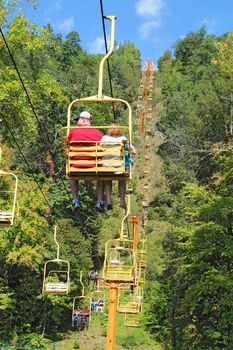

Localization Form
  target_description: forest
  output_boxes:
[0,1,233,349]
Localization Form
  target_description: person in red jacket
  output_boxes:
[68,111,104,212]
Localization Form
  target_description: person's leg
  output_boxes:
[96,181,104,201]
[77,315,81,330]
[118,180,126,208]
[70,180,80,208]
[91,279,95,291]
[71,180,79,200]
[104,181,112,206]
[95,181,104,212]
[93,278,97,290]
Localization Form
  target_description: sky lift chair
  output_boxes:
[117,285,141,314]
[90,289,106,313]
[72,271,92,324]
[137,267,146,285]
[62,16,133,182]
[138,239,147,256]
[124,314,141,327]
[137,239,147,269]
[103,219,137,284]
[42,226,70,295]
[0,169,18,227]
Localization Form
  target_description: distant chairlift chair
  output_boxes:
[42,226,70,295]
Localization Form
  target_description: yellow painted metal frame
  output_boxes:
[117,290,140,314]
[42,262,70,295]
[103,238,137,283]
[63,16,133,182]
[137,234,147,270]
[137,267,146,285]
[137,239,147,256]
[72,296,92,320]
[124,314,141,327]
[90,289,106,312]
[42,226,70,295]
[117,282,143,314]
[64,126,132,181]
[72,271,92,321]
[120,194,131,239]
[64,100,132,181]
[0,170,18,226]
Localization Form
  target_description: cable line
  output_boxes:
[99,0,116,121]
[0,27,72,202]
[1,113,53,211]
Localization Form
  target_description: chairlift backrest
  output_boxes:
[0,170,18,226]
[42,259,70,295]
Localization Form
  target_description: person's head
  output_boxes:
[76,111,92,126]
[106,122,122,137]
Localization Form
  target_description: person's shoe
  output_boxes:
[107,203,113,210]
[119,202,126,209]
[73,199,80,210]
[95,201,104,212]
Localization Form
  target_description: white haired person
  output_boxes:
[100,123,136,209]
[67,111,104,212]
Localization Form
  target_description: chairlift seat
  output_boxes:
[67,142,131,181]
[125,318,141,327]
[110,259,120,265]
[118,302,140,314]
[0,211,13,225]
[0,171,18,226]
[42,260,70,295]
[105,266,135,282]
[44,282,69,294]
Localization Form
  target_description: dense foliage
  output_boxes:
[146,28,233,350]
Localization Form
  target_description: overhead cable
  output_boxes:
[0,27,72,201]
[1,113,53,211]
[99,0,116,120]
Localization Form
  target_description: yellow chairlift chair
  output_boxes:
[90,289,105,313]
[42,226,70,295]
[117,285,141,314]
[102,195,137,283]
[72,271,92,327]
[0,149,18,226]
[137,239,147,269]
[137,267,146,285]
[62,16,133,182]
[124,313,141,327]
[103,241,136,283]
[138,239,147,256]
[138,257,147,270]
[123,286,143,327]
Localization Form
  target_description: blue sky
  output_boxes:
[21,0,233,67]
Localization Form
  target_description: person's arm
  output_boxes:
[129,144,137,155]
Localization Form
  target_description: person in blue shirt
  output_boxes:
[91,299,97,313]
